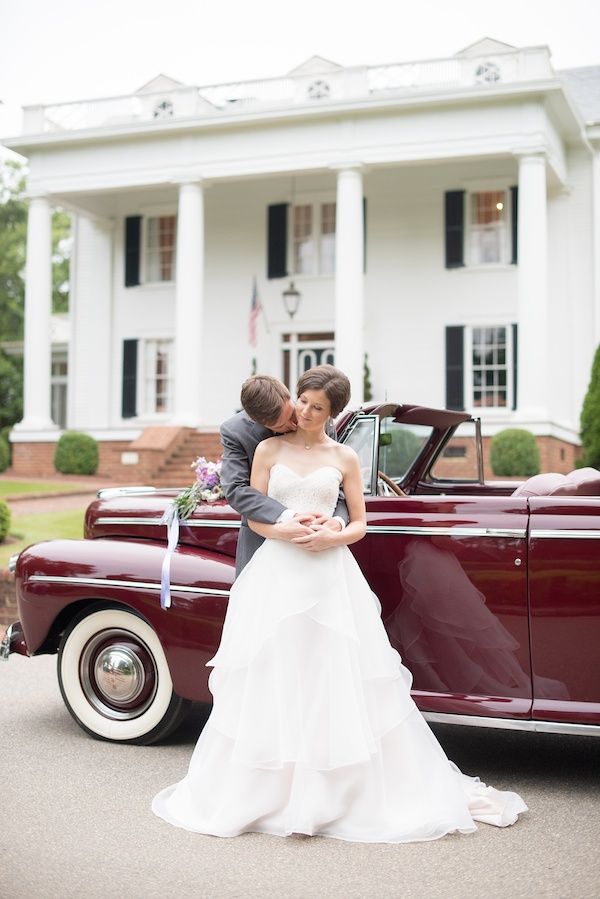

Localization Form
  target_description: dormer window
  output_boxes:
[153,99,174,119]
[474,62,501,84]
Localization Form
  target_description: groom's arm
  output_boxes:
[326,418,349,527]
[220,422,288,524]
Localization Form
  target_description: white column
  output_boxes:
[14,194,56,431]
[516,153,549,421]
[592,148,600,345]
[173,180,204,425]
[334,166,364,405]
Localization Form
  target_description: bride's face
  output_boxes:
[295,388,331,433]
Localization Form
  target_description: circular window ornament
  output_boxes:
[307,80,331,100]
[475,62,501,84]
[153,99,175,119]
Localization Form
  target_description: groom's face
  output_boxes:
[267,399,297,433]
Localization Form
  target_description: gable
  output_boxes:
[135,74,184,94]
[456,38,517,58]
[287,55,342,76]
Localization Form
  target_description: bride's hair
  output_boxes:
[296,365,351,418]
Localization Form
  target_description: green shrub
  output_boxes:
[490,428,540,477]
[54,431,99,475]
[0,437,9,473]
[580,344,600,468]
[0,499,10,542]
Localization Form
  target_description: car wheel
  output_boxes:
[57,605,190,744]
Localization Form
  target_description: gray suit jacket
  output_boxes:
[220,411,348,576]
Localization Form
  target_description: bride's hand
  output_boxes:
[273,518,314,541]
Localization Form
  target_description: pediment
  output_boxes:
[287,55,342,76]
[456,38,517,58]
[135,74,184,94]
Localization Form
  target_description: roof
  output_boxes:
[559,66,600,124]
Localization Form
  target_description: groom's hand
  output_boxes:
[310,515,343,531]
[292,524,341,551]
[273,516,314,541]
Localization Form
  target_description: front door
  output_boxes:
[282,332,335,389]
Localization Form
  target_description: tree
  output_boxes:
[0,159,71,342]
[0,160,27,341]
[580,344,600,468]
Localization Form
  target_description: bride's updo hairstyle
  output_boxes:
[296,365,351,418]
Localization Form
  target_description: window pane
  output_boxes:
[293,205,314,274]
[144,339,173,413]
[469,191,506,264]
[471,326,509,409]
[146,215,176,282]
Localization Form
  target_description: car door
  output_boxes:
[343,413,532,721]
[528,497,600,726]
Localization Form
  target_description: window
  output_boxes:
[468,190,508,265]
[143,339,173,414]
[145,215,176,282]
[469,326,511,409]
[445,324,517,412]
[378,421,432,482]
[282,332,335,390]
[292,202,336,276]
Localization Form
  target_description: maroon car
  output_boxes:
[3,403,600,744]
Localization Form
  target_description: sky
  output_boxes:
[1,0,599,142]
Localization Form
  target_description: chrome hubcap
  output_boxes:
[79,628,158,720]
[94,646,144,703]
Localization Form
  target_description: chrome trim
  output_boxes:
[0,624,14,661]
[531,529,600,540]
[366,525,526,538]
[97,486,160,500]
[8,553,19,574]
[28,575,230,597]
[96,516,241,529]
[423,711,600,737]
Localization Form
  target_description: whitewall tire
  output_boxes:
[57,605,189,744]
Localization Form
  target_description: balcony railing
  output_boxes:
[21,47,553,135]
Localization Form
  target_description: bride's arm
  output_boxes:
[247,443,314,541]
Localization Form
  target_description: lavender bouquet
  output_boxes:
[171,456,225,520]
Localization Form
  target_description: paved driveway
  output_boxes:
[1,653,599,899]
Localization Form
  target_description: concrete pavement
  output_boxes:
[1,654,599,899]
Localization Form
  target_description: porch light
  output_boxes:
[282,280,301,319]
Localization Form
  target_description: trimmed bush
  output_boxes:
[580,344,600,468]
[0,437,9,473]
[54,431,99,475]
[0,499,10,542]
[490,428,540,477]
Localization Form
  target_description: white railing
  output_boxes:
[21,48,553,135]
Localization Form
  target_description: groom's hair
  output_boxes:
[241,375,291,426]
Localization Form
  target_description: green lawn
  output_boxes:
[0,507,87,568]
[0,480,85,498]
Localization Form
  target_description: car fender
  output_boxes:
[15,537,234,702]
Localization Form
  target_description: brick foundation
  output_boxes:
[11,429,224,485]
[0,569,17,628]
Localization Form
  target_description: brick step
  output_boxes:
[151,431,222,481]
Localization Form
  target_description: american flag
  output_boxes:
[249,277,262,347]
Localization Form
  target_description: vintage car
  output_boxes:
[2,402,600,745]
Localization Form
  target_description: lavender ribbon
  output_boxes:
[160,505,180,610]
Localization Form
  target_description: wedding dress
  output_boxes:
[152,463,527,842]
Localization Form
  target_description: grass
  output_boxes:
[0,479,86,498]
[0,507,87,568]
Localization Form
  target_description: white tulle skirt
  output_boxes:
[152,540,527,842]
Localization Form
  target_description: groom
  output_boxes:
[220,373,349,575]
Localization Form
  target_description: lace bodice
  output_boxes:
[268,463,343,518]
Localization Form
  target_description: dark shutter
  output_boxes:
[510,186,518,264]
[444,191,465,268]
[512,323,518,411]
[267,203,288,279]
[445,326,465,410]
[122,339,138,419]
[363,197,367,273]
[125,216,141,287]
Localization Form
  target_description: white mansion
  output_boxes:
[4,38,600,479]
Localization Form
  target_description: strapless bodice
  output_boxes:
[267,463,342,518]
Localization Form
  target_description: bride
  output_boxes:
[152,365,527,842]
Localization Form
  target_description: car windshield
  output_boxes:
[378,421,433,482]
